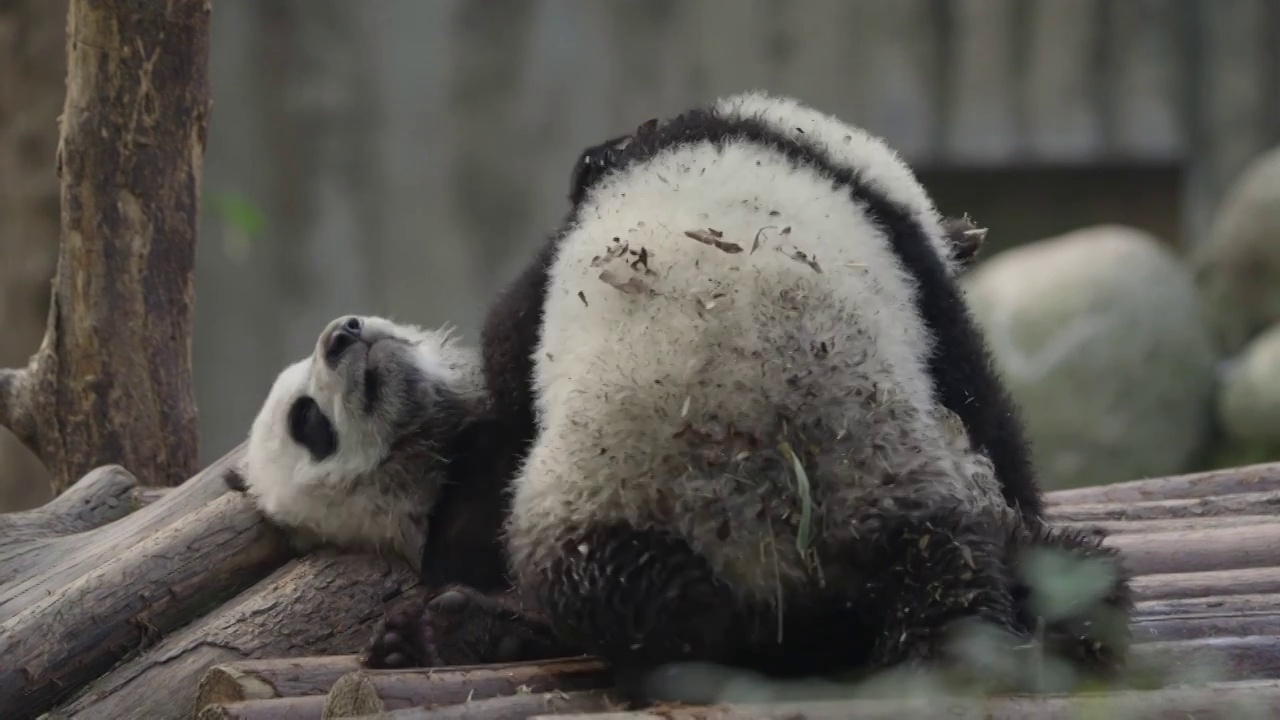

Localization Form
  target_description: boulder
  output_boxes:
[1218,322,1280,446]
[963,225,1219,489]
[1193,145,1280,354]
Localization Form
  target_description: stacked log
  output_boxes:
[3,456,1280,719]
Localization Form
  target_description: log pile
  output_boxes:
[2,458,1279,719]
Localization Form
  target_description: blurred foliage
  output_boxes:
[208,189,264,263]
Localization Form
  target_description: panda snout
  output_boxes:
[324,316,365,366]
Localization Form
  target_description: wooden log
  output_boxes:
[1066,515,1280,537]
[1133,567,1280,602]
[0,491,290,719]
[197,656,365,707]
[197,696,326,720]
[1131,636,1280,682]
[350,690,618,719]
[1136,594,1280,619]
[535,680,1280,719]
[0,442,243,622]
[57,555,423,720]
[1045,462,1280,505]
[1106,524,1280,576]
[1136,613,1280,643]
[1048,489,1280,523]
[0,465,139,542]
[321,659,611,718]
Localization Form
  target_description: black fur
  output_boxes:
[522,504,1124,703]
[372,104,1125,690]
[365,405,561,669]
[366,585,575,669]
[418,412,525,594]
[483,106,1042,524]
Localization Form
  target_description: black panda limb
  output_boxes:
[364,585,575,669]
[1008,521,1133,678]
[526,508,1022,687]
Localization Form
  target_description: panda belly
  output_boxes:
[512,277,994,603]
[503,142,1014,678]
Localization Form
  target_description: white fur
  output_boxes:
[243,316,484,561]
[506,103,1003,607]
[714,91,958,275]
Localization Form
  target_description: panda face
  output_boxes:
[241,315,483,552]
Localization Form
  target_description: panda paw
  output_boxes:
[364,585,571,669]
[364,600,436,669]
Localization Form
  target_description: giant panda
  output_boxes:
[457,92,1130,700]
[234,314,575,665]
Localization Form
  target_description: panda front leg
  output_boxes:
[364,584,575,669]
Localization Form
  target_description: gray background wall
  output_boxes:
[2,0,1278,509]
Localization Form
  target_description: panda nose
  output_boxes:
[326,316,363,361]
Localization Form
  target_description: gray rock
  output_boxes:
[1218,322,1280,445]
[963,225,1219,490]
[1193,144,1280,354]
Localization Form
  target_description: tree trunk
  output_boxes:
[0,0,210,495]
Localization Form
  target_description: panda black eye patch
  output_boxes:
[288,395,338,461]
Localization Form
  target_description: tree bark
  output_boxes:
[0,491,290,719]
[1048,489,1280,523]
[0,464,138,542]
[1108,524,1280,576]
[0,0,210,495]
[59,556,423,720]
[196,696,327,720]
[354,690,618,719]
[1066,515,1278,536]
[0,442,243,619]
[321,660,612,718]
[0,0,66,512]
[1131,637,1280,683]
[197,656,366,707]
[1045,462,1280,505]
[1133,567,1280,602]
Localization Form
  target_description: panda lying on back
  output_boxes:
[235,314,572,664]
[375,91,1132,700]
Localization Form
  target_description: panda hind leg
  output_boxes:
[363,584,575,669]
[840,501,1024,681]
[1009,521,1134,680]
[532,523,744,680]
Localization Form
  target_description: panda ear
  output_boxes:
[568,132,636,207]
[941,214,988,270]
[224,467,248,493]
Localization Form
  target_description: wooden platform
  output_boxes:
[4,446,1280,719]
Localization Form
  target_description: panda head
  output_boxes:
[239,315,485,558]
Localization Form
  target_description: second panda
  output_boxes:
[463,94,1132,694]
